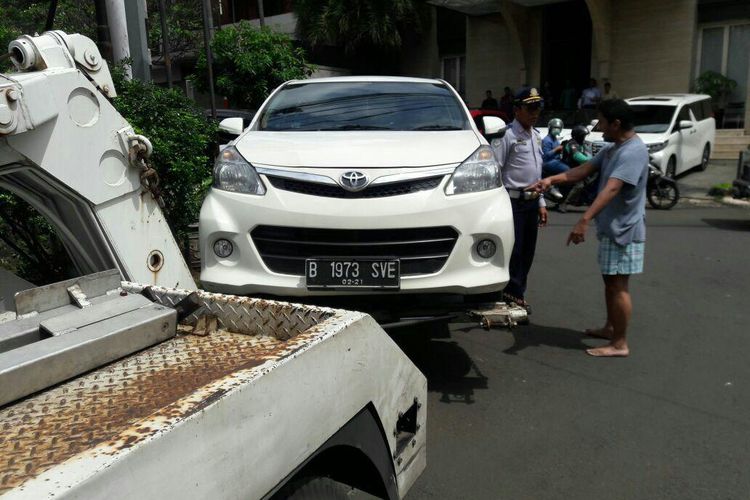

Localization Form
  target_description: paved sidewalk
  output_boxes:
[677,159,737,200]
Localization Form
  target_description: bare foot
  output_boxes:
[586,344,629,357]
[584,326,614,340]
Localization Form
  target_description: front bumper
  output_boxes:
[199,178,514,296]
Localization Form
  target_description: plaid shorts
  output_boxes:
[597,236,645,275]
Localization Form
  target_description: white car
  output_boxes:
[587,94,715,177]
[199,76,514,297]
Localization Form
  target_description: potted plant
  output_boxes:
[694,70,738,125]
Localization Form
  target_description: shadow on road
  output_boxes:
[702,218,750,231]
[390,323,488,405]
[503,324,590,356]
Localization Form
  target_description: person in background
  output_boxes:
[580,78,602,109]
[482,90,499,109]
[526,99,649,357]
[602,81,619,101]
[499,86,514,120]
[491,87,548,313]
[541,118,568,203]
[542,81,555,109]
[560,80,577,110]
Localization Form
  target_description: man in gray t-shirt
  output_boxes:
[527,99,648,357]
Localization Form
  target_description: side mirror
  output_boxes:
[219,117,244,137]
[677,120,693,131]
[482,116,506,141]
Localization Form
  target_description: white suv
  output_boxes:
[588,94,715,177]
[199,76,514,297]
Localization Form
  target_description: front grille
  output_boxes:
[266,175,444,198]
[251,225,459,276]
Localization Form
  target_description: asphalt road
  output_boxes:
[399,203,750,500]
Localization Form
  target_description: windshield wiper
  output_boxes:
[318,124,394,130]
[411,125,463,131]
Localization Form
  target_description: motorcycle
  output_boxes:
[550,157,679,211]
[647,160,679,209]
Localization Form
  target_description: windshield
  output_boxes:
[630,105,677,133]
[258,82,469,132]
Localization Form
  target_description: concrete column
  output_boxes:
[499,0,530,85]
[105,0,130,78]
[124,0,151,82]
[585,0,612,81]
[744,61,750,135]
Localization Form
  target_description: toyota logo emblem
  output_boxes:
[340,171,369,192]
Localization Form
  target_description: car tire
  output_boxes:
[666,155,677,178]
[698,144,710,171]
[274,476,354,500]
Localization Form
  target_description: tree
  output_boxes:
[293,0,428,54]
[147,0,205,65]
[193,21,313,109]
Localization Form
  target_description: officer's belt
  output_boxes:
[506,188,540,201]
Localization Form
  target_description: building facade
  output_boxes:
[401,0,749,131]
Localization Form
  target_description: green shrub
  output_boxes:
[694,71,737,108]
[194,22,313,109]
[0,191,75,284]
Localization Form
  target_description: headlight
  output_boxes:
[213,146,266,195]
[647,141,668,153]
[445,146,502,195]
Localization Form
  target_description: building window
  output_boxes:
[442,55,466,97]
[220,0,293,25]
[697,22,750,104]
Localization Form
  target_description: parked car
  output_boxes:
[469,108,510,136]
[586,94,715,177]
[199,76,514,298]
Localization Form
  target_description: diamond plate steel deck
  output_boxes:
[122,283,335,340]
[0,287,351,494]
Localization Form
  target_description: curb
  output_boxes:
[720,196,750,208]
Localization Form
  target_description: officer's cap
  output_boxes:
[514,87,544,107]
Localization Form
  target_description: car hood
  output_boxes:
[234,131,482,168]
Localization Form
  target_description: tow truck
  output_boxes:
[0,31,426,499]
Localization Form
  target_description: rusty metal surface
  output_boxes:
[122,283,336,340]
[0,322,341,494]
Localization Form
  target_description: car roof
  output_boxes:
[285,75,445,85]
[627,94,711,105]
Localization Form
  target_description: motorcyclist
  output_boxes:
[541,118,567,201]
[558,125,597,209]
[561,125,592,168]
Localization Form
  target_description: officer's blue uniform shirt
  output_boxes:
[491,119,546,207]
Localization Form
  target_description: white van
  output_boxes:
[588,94,715,177]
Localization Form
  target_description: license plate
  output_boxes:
[305,258,400,290]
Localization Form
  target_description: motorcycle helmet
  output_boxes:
[547,118,564,137]
[571,124,589,144]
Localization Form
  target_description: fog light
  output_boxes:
[476,239,496,259]
[213,239,233,258]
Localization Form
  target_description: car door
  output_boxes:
[673,105,699,173]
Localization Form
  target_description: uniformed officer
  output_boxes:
[491,87,548,312]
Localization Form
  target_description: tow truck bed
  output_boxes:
[0,285,426,499]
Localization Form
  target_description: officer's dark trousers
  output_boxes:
[504,198,539,300]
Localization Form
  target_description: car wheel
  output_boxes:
[273,476,355,500]
[699,144,710,171]
[665,156,677,178]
